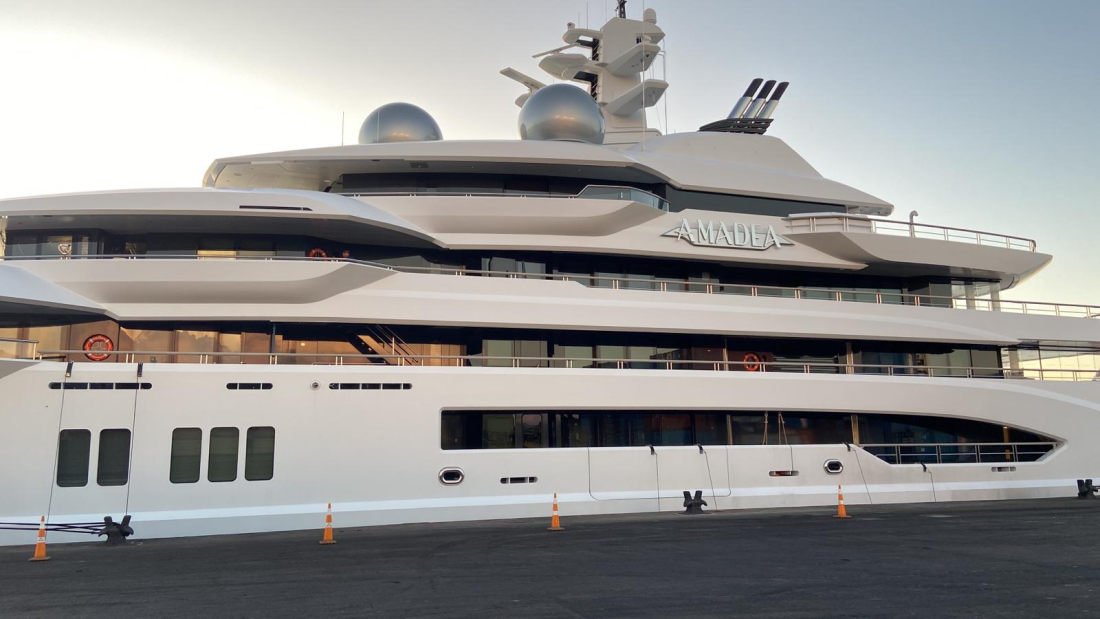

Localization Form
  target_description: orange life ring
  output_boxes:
[742,352,762,372]
[83,334,114,362]
[308,248,328,258]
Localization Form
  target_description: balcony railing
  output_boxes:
[785,214,1037,252]
[861,442,1058,465]
[21,350,1100,381]
[343,184,670,211]
[4,254,1096,319]
[0,337,38,360]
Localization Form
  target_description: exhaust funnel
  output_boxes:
[756,81,789,119]
[727,78,763,120]
[743,79,775,119]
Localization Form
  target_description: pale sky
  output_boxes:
[1,0,1097,304]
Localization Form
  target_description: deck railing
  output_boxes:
[4,254,1096,319]
[0,337,38,360]
[22,350,1100,382]
[785,214,1037,252]
[861,442,1058,465]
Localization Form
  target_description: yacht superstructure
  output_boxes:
[2,4,1098,545]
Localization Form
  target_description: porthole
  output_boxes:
[438,467,464,485]
[823,459,844,475]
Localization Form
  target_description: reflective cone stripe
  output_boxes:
[29,516,50,562]
[835,484,851,519]
[547,493,564,531]
[320,503,336,545]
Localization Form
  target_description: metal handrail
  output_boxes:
[785,213,1037,252]
[860,441,1058,464]
[4,254,1097,318]
[0,337,38,360]
[25,349,1100,381]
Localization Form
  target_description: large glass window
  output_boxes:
[217,332,243,365]
[552,345,595,368]
[482,414,517,449]
[518,414,547,449]
[553,413,595,447]
[120,327,174,364]
[97,429,132,486]
[170,428,202,483]
[57,429,91,487]
[441,411,1046,450]
[5,233,38,256]
[731,414,768,445]
[244,427,276,481]
[597,413,646,447]
[177,330,216,364]
[208,427,239,482]
[40,234,73,257]
[242,330,272,365]
[481,340,547,368]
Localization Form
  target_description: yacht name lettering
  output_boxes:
[662,219,791,250]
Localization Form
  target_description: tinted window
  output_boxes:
[244,427,275,481]
[97,429,131,486]
[208,427,239,482]
[57,430,91,487]
[170,428,202,483]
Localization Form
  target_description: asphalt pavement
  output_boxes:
[2,498,1098,618]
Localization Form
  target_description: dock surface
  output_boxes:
[2,498,1098,617]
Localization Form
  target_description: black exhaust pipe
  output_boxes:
[756,81,789,119]
[727,78,763,119]
[743,79,776,119]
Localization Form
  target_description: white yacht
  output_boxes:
[2,4,1098,545]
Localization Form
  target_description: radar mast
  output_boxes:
[502,1,666,146]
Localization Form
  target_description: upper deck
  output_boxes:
[202,133,894,216]
[0,187,1051,289]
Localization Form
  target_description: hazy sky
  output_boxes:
[1,0,1097,303]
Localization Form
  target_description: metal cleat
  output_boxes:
[1078,479,1098,499]
[98,515,134,544]
[682,490,708,515]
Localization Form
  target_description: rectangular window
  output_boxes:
[57,429,91,487]
[208,427,239,482]
[518,413,547,448]
[554,413,595,447]
[170,428,202,483]
[482,414,517,449]
[97,429,131,486]
[244,427,276,481]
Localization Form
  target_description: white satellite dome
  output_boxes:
[358,102,443,144]
[518,84,605,144]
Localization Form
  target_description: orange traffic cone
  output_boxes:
[547,493,565,532]
[29,516,50,562]
[320,503,336,545]
[835,484,851,519]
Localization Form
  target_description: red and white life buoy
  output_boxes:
[742,352,762,372]
[83,334,114,362]
[308,248,328,259]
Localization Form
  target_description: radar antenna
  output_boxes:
[501,0,665,145]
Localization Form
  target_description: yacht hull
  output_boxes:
[1,361,1096,545]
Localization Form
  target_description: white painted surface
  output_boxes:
[1,362,1096,545]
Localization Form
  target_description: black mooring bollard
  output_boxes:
[98,515,135,545]
[682,490,708,515]
[1078,479,1098,499]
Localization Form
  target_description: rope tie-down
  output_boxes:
[1,515,135,560]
